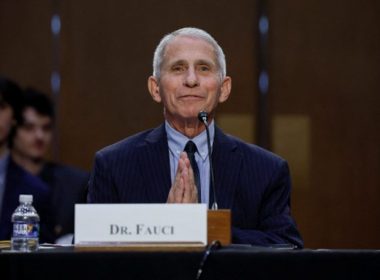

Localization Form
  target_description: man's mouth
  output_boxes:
[180,95,203,100]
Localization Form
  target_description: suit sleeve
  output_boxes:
[232,161,304,248]
[87,151,120,203]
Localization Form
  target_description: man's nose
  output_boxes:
[35,128,45,139]
[184,68,199,88]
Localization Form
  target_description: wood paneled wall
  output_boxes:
[0,1,52,93]
[269,0,380,248]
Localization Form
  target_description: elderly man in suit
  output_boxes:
[88,27,303,248]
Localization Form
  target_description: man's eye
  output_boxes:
[199,65,210,71]
[21,124,35,131]
[42,125,53,132]
[172,65,184,72]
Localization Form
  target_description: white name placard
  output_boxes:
[75,204,207,245]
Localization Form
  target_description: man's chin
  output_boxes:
[30,155,45,163]
[181,109,205,119]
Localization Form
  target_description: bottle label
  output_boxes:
[13,222,39,238]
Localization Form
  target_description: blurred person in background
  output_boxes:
[0,76,53,242]
[10,88,88,244]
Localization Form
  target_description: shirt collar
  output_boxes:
[166,120,215,161]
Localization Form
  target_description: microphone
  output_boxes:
[198,111,218,210]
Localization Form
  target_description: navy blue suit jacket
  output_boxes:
[88,124,303,248]
[0,158,54,242]
[40,163,88,239]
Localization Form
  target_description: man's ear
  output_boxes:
[218,76,232,104]
[148,76,162,103]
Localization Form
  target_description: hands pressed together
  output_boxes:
[167,152,198,203]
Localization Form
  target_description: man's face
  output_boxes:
[148,36,231,124]
[0,103,14,145]
[13,107,53,160]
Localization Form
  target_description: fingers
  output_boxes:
[182,153,198,203]
[167,152,198,203]
[167,154,187,203]
[183,152,191,169]
[182,164,194,203]
[167,177,184,203]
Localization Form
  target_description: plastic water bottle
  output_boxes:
[11,194,40,252]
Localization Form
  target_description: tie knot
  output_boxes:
[184,140,198,155]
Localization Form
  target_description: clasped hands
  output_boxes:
[167,152,198,203]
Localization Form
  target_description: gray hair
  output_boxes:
[152,27,226,79]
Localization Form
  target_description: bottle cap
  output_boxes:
[19,194,33,203]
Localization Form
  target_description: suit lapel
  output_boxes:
[135,124,242,207]
[211,127,242,209]
[138,124,171,203]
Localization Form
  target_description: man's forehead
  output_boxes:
[170,34,211,44]
[163,36,217,64]
[23,108,52,123]
[167,58,215,66]
[166,35,214,51]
